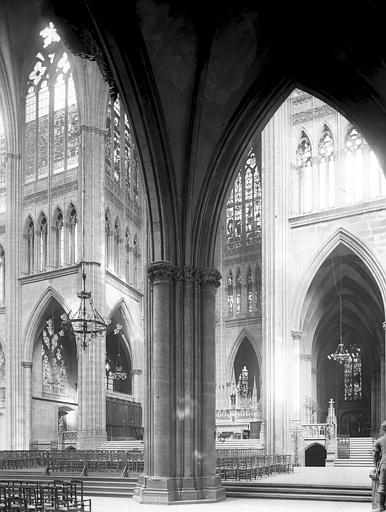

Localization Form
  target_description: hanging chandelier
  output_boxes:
[62,261,109,350]
[327,246,351,365]
[105,324,127,381]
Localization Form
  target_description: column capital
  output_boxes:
[21,361,33,369]
[176,265,197,284]
[382,321,386,331]
[80,124,106,136]
[199,268,222,288]
[148,261,175,284]
[291,330,303,340]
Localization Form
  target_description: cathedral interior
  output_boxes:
[0,0,386,504]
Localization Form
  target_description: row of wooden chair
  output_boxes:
[216,454,293,481]
[0,479,90,511]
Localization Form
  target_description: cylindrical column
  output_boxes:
[200,268,221,476]
[22,361,33,449]
[149,261,174,476]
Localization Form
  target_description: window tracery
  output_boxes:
[42,317,66,394]
[105,96,139,203]
[296,130,313,213]
[247,266,253,313]
[24,22,79,182]
[226,147,261,251]
[125,227,130,283]
[344,344,362,401]
[318,125,335,209]
[105,210,111,269]
[114,218,120,275]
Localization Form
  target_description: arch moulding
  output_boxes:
[291,228,386,334]
[225,327,262,386]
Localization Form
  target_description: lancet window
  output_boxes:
[296,131,313,214]
[227,270,234,317]
[67,203,78,264]
[25,216,35,274]
[247,266,253,313]
[105,210,111,269]
[125,227,130,283]
[0,345,4,403]
[24,22,79,182]
[114,218,120,275]
[226,147,261,251]
[236,268,242,315]
[54,208,64,268]
[37,212,48,271]
[344,344,362,401]
[318,125,335,209]
[105,96,140,203]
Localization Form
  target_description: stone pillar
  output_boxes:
[76,121,107,449]
[134,262,225,504]
[199,269,224,500]
[262,99,292,455]
[22,361,33,449]
[381,322,386,423]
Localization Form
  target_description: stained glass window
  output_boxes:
[296,131,313,213]
[25,216,34,274]
[24,22,79,182]
[344,344,362,401]
[226,146,261,250]
[105,96,141,203]
[318,125,335,210]
[42,317,66,395]
[227,270,233,317]
[67,204,78,264]
[37,212,47,271]
[0,246,4,307]
[54,208,64,267]
[236,268,242,315]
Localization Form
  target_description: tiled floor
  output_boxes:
[88,467,374,511]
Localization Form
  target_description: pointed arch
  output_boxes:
[226,327,261,386]
[107,298,141,371]
[291,228,386,333]
[53,206,64,267]
[66,202,78,264]
[22,286,70,362]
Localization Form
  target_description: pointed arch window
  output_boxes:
[54,208,64,267]
[296,131,313,214]
[125,227,130,283]
[105,210,111,269]
[0,246,4,307]
[105,96,140,203]
[226,146,261,251]
[344,344,362,401]
[42,317,66,394]
[133,235,139,287]
[114,218,120,275]
[227,270,234,317]
[255,265,261,313]
[24,22,79,182]
[344,127,364,204]
[318,125,335,210]
[247,266,253,313]
[236,268,242,315]
[25,216,35,274]
[67,204,78,264]
[37,212,48,271]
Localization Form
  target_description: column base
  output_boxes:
[133,475,225,504]
[76,430,107,450]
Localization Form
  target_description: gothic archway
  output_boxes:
[302,243,383,436]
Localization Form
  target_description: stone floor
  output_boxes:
[88,467,373,511]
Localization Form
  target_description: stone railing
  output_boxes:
[62,431,77,442]
[216,408,260,421]
[302,423,327,439]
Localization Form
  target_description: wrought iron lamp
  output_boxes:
[62,261,109,350]
[327,246,351,365]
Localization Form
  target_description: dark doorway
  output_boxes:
[305,444,326,466]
